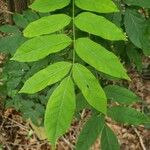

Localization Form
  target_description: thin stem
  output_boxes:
[72,0,76,65]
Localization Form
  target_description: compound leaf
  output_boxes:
[44,77,75,145]
[12,34,72,62]
[76,115,104,150]
[23,14,71,37]
[75,38,130,80]
[20,61,72,94]
[104,85,140,105]
[73,63,107,114]
[108,106,150,125]
[75,0,119,13]
[30,0,71,12]
[75,12,126,41]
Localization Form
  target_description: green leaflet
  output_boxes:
[20,61,72,94]
[76,93,90,112]
[108,106,150,125]
[126,45,142,72]
[124,0,150,8]
[101,125,120,150]
[23,14,71,37]
[75,0,119,13]
[0,25,20,33]
[124,9,145,48]
[30,0,71,13]
[73,63,107,114]
[11,34,72,62]
[75,38,130,80]
[125,9,150,56]
[140,21,150,56]
[13,13,29,28]
[75,12,126,41]
[44,77,75,145]
[23,10,40,22]
[104,85,139,105]
[76,115,104,150]
[0,34,26,55]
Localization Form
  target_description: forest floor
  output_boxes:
[0,0,150,149]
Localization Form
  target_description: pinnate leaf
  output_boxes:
[44,77,75,145]
[23,14,71,37]
[73,63,107,114]
[75,38,130,80]
[30,0,71,12]
[11,34,72,62]
[20,61,72,94]
[75,0,119,13]
[75,12,126,41]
